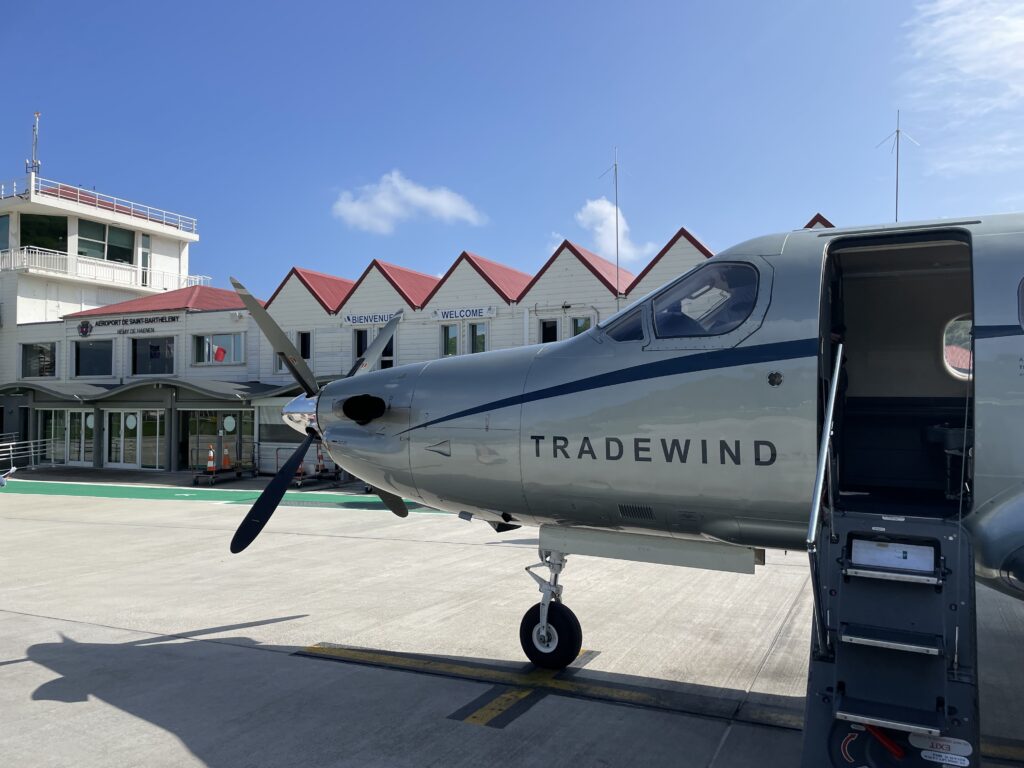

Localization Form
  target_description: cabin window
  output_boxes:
[468,322,487,353]
[653,263,758,338]
[605,308,644,342]
[21,342,57,377]
[440,324,458,356]
[1018,277,1024,329]
[942,315,973,380]
[540,319,559,343]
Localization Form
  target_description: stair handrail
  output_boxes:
[807,342,844,655]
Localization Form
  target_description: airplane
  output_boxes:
[227,212,1023,760]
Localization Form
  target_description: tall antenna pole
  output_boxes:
[876,109,918,222]
[26,112,41,175]
[599,148,624,310]
[613,147,620,310]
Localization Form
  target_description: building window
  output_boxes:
[0,214,9,251]
[20,214,68,252]
[21,342,57,377]
[140,234,151,287]
[297,331,312,360]
[75,340,113,376]
[571,317,592,336]
[133,336,175,376]
[468,322,487,353]
[78,219,135,264]
[276,331,312,372]
[379,333,395,369]
[353,328,369,362]
[540,319,559,343]
[441,324,459,356]
[194,333,244,364]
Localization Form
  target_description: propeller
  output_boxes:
[228,278,408,553]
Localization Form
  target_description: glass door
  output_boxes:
[140,410,165,469]
[106,411,141,468]
[68,410,95,465]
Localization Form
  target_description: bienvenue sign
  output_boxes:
[344,313,398,325]
[431,307,495,320]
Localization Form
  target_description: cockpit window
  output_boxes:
[653,263,759,338]
[605,307,644,341]
[942,315,973,380]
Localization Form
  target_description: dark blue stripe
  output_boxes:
[974,324,1024,339]
[401,337,818,434]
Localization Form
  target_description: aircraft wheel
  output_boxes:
[519,601,582,669]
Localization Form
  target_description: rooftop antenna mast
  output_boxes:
[600,147,622,309]
[25,112,41,175]
[875,109,918,222]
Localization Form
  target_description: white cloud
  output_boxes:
[573,197,657,262]
[904,0,1024,174]
[332,170,486,234]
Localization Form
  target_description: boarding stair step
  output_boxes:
[835,695,945,737]
[839,623,943,655]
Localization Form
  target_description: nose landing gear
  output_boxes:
[520,549,582,669]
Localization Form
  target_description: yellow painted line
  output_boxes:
[462,687,535,726]
[300,643,1024,758]
[302,643,667,710]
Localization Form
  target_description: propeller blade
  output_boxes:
[345,310,404,377]
[374,487,410,518]
[230,433,315,553]
[230,277,319,398]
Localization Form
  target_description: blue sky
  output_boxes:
[3,1,1022,298]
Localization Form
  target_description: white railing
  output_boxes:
[32,176,198,234]
[0,179,24,199]
[0,437,65,469]
[0,246,211,290]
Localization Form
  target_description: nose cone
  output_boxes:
[317,364,427,499]
[282,392,319,436]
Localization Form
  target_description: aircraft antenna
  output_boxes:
[25,112,41,175]
[600,148,622,310]
[875,109,919,222]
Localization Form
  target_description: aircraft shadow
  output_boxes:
[19,618,805,768]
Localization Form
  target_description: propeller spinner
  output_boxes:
[227,278,407,553]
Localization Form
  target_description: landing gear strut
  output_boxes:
[519,549,582,669]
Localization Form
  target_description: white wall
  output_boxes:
[518,247,621,345]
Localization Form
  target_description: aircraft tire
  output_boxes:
[519,601,582,670]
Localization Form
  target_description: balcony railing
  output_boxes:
[0,246,211,291]
[0,175,197,235]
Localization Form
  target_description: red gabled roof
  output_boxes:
[803,213,835,229]
[625,226,714,294]
[338,259,441,311]
[422,251,533,306]
[264,267,355,313]
[66,286,253,318]
[518,241,636,300]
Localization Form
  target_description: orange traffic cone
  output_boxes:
[206,445,215,473]
[222,447,231,469]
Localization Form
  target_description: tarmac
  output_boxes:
[1,467,1022,767]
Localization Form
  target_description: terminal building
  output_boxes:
[0,166,832,473]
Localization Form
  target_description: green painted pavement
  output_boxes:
[0,479,439,512]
